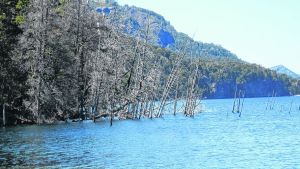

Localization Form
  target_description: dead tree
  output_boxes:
[2,103,5,126]
[184,60,200,117]
[288,100,294,115]
[173,80,179,116]
[232,85,238,113]
[157,60,180,117]
[156,47,189,118]
[232,88,245,117]
[239,92,245,117]
[266,90,276,110]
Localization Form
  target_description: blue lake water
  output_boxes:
[1,96,300,168]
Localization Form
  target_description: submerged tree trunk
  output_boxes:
[110,111,113,126]
[289,100,294,115]
[157,65,179,117]
[232,85,238,113]
[184,61,200,117]
[174,81,179,116]
[237,90,242,114]
[239,94,245,117]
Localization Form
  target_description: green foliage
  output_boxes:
[0,13,6,20]
[15,15,25,24]
[59,0,70,4]
[16,0,29,10]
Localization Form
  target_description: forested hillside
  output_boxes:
[194,59,300,98]
[1,0,299,125]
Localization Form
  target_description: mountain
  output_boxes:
[117,5,237,59]
[104,4,239,59]
[270,65,300,79]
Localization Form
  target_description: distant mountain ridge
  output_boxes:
[106,4,239,59]
[270,65,300,79]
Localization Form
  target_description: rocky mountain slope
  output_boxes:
[103,4,239,59]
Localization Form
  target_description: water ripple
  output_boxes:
[1,96,300,168]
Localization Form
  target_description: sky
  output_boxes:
[117,0,300,74]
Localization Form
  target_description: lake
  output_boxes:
[1,96,300,168]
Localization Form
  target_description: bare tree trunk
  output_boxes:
[36,0,46,124]
[184,61,199,117]
[232,85,237,113]
[110,111,113,126]
[75,0,85,118]
[267,90,276,110]
[289,100,294,115]
[2,103,5,126]
[36,79,41,124]
[139,102,144,119]
[135,102,139,119]
[34,0,50,124]
[237,90,241,114]
[149,101,154,119]
[144,101,150,117]
[157,65,179,117]
[271,91,277,110]
[239,92,245,117]
[184,87,189,116]
[174,81,179,116]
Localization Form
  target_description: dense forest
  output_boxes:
[1,0,299,126]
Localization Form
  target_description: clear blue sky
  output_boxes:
[118,0,300,74]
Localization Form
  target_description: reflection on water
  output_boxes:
[1,96,300,168]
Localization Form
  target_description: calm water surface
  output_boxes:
[1,96,300,168]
